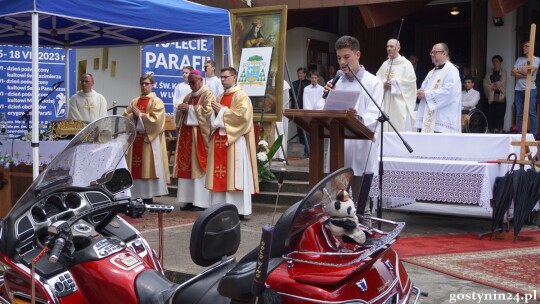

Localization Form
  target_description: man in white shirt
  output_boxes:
[323,35,383,215]
[172,66,193,108]
[303,72,325,110]
[204,60,224,96]
[511,40,540,137]
[461,76,480,112]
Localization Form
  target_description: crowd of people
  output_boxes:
[67,36,538,218]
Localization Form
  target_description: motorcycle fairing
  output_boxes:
[1,116,135,258]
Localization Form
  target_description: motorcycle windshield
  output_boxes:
[284,167,354,251]
[12,116,136,210]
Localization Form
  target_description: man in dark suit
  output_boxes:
[290,67,311,158]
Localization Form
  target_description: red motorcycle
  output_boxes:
[0,116,420,303]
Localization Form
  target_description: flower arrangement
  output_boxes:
[20,123,51,141]
[0,151,19,169]
[256,131,283,182]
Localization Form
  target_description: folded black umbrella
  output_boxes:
[488,154,517,238]
[490,174,514,234]
[512,161,540,240]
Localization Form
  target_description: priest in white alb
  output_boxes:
[67,73,108,122]
[206,67,258,219]
[415,43,462,133]
[376,39,417,132]
[124,74,170,203]
[173,70,214,211]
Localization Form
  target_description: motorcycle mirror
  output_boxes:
[103,168,133,194]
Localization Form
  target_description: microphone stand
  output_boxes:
[346,65,413,229]
[18,82,63,132]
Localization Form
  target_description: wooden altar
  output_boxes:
[0,164,33,218]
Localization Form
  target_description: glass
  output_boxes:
[188,80,197,85]
[220,75,232,79]
[429,50,444,56]
[140,82,152,86]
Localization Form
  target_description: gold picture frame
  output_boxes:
[230,5,287,122]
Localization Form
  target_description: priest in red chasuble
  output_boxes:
[172,70,215,211]
[124,74,170,203]
[206,67,259,217]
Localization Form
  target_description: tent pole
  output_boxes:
[228,37,233,67]
[32,12,40,179]
[64,44,70,103]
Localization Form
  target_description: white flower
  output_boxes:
[258,140,269,149]
[23,130,31,141]
[256,152,268,162]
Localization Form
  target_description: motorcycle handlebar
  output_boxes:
[49,238,65,263]
[145,204,174,213]
[124,199,174,218]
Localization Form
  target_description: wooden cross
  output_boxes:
[502,23,540,166]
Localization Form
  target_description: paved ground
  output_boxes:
[145,193,540,304]
[138,157,540,304]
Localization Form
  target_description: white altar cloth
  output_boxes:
[383,132,535,161]
[370,133,536,211]
[370,157,505,209]
[0,139,69,165]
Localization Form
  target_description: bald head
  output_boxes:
[386,39,401,59]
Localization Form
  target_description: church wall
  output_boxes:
[75,46,140,113]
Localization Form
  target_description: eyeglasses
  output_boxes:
[188,80,197,85]
[140,82,152,86]
[220,75,233,79]
[429,50,444,56]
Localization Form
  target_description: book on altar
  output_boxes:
[323,90,359,111]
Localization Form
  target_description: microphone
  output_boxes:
[322,70,343,99]
[53,80,64,87]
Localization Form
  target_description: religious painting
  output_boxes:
[231,5,287,122]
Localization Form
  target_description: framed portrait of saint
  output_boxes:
[231,5,287,122]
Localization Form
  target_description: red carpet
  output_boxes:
[394,230,540,297]
[394,230,540,258]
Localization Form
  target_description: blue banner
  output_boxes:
[141,38,214,114]
[0,45,75,138]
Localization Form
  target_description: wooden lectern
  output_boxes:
[284,109,374,187]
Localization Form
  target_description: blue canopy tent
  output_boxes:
[0,0,232,178]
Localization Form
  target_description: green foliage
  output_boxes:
[256,127,283,182]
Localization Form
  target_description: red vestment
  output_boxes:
[131,97,151,179]
[175,95,208,178]
[211,92,234,191]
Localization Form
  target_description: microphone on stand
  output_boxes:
[322,70,343,99]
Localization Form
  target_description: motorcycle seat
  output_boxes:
[135,270,177,304]
[216,201,297,301]
[217,257,282,301]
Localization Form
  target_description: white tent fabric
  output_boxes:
[0,0,231,178]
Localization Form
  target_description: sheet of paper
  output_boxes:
[323,90,359,110]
